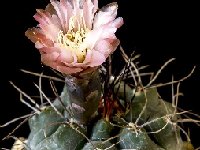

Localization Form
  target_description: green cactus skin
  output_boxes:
[147,117,183,150]
[83,119,118,149]
[24,79,194,150]
[82,141,117,150]
[114,81,135,102]
[28,107,65,149]
[33,124,86,150]
[119,127,164,150]
[90,119,114,141]
[61,70,101,125]
[28,107,86,150]
[117,84,193,150]
[145,99,184,150]
[125,88,160,123]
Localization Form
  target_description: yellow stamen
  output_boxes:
[57,16,89,63]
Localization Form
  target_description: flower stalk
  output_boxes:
[61,70,101,124]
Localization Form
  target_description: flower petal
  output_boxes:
[34,10,61,41]
[71,0,81,15]
[94,39,120,58]
[50,0,66,31]
[60,0,73,31]
[83,27,103,49]
[110,17,124,28]
[87,50,106,67]
[99,17,123,40]
[83,49,92,64]
[93,0,98,11]
[45,4,56,15]
[83,0,95,29]
[57,48,74,63]
[84,16,123,50]
[93,2,118,29]
[39,46,60,54]
[57,66,83,74]
[41,51,60,67]
[26,0,123,75]
[25,28,53,47]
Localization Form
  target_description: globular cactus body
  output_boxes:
[25,76,193,150]
[28,107,86,150]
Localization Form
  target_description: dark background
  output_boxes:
[0,0,199,148]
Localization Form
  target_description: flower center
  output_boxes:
[57,16,89,63]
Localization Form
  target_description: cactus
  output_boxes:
[1,0,198,150]
[9,72,196,150]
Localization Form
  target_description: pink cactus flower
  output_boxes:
[26,0,123,75]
